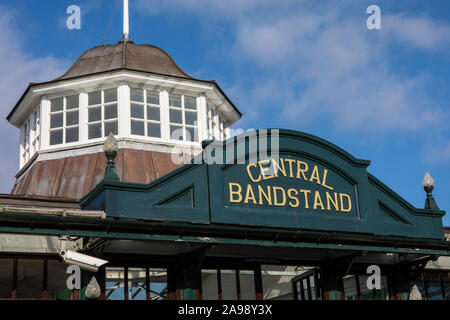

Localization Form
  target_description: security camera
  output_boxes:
[59,250,108,272]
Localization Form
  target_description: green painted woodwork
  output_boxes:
[80,129,445,240]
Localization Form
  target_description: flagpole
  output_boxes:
[123,0,129,40]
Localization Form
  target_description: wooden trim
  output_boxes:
[124,267,129,300]
[355,275,361,300]
[145,267,150,301]
[235,269,241,300]
[217,269,222,300]
[12,257,17,300]
[42,258,48,300]
[254,266,263,300]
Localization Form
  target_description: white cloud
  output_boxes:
[423,140,450,164]
[137,1,450,136]
[0,8,69,193]
[384,13,450,51]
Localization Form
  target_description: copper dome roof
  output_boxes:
[58,40,193,80]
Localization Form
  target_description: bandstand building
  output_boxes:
[0,5,449,301]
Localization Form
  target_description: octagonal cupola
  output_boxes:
[6,2,241,200]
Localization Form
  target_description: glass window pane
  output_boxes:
[51,97,63,112]
[131,120,145,136]
[131,88,144,102]
[147,106,160,121]
[50,113,63,129]
[47,260,70,300]
[147,122,161,138]
[169,94,181,107]
[106,267,125,300]
[309,276,317,300]
[375,276,389,300]
[88,107,101,122]
[201,269,218,300]
[185,96,197,110]
[302,278,309,300]
[443,272,450,300]
[105,104,118,120]
[104,121,118,136]
[221,270,237,300]
[127,268,146,300]
[170,109,182,124]
[66,110,79,126]
[185,111,197,126]
[131,103,144,119]
[88,123,102,139]
[66,95,79,110]
[426,273,443,300]
[170,125,184,141]
[147,91,159,105]
[149,268,168,300]
[65,127,79,143]
[0,259,13,298]
[17,259,43,299]
[88,91,101,105]
[104,88,117,103]
[343,275,358,300]
[359,275,375,300]
[261,265,305,300]
[50,129,63,145]
[240,270,256,300]
[185,127,198,142]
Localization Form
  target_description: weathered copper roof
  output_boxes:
[11,149,182,200]
[57,40,193,80]
[6,40,242,124]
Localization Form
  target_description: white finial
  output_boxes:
[123,0,129,40]
[422,172,434,189]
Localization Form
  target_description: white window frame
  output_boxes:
[48,94,80,146]
[87,87,119,141]
[130,87,163,140]
[168,92,200,143]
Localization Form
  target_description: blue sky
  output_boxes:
[0,0,448,225]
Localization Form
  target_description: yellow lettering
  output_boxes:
[300,189,311,209]
[297,161,309,180]
[244,184,257,204]
[340,193,352,212]
[313,191,325,210]
[229,183,242,203]
[246,163,261,183]
[326,192,339,211]
[284,159,296,178]
[273,186,286,206]
[272,158,287,177]
[321,169,334,191]
[258,185,272,206]
[259,159,276,180]
[287,188,299,208]
[310,165,321,185]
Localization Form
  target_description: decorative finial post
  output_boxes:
[104,133,120,181]
[123,0,129,41]
[422,172,438,210]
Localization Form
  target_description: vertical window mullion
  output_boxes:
[63,97,66,143]
[144,89,148,136]
[101,90,105,137]
[181,95,186,141]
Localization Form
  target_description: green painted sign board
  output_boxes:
[81,129,445,240]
